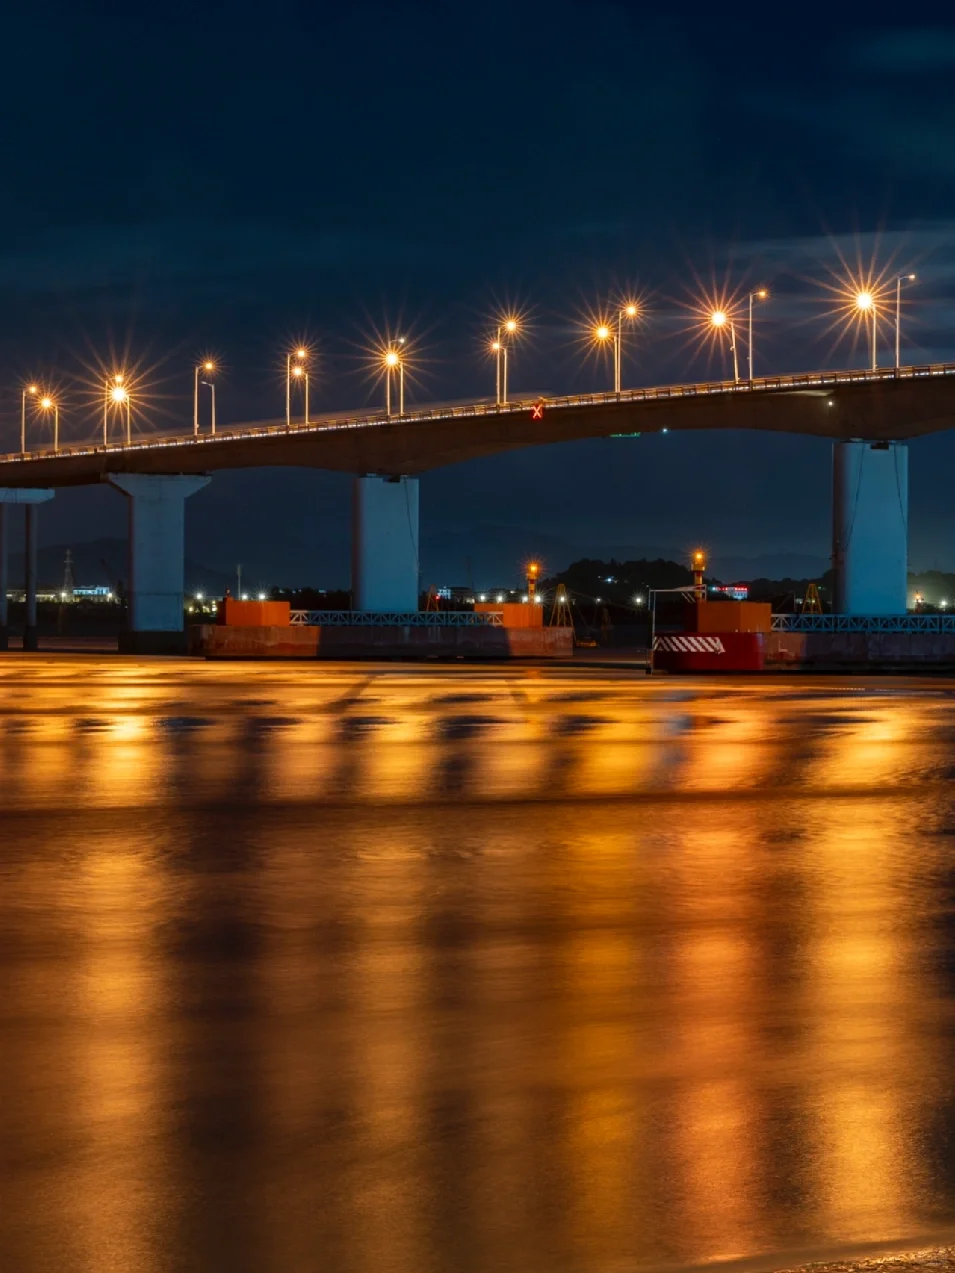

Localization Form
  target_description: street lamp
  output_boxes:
[494,318,519,405]
[383,346,404,416]
[854,291,877,370]
[20,384,38,454]
[290,362,309,426]
[615,303,638,393]
[748,289,768,380]
[895,273,916,370]
[202,377,216,435]
[104,374,130,445]
[709,311,739,383]
[39,395,59,452]
[593,323,616,390]
[286,348,307,429]
[194,360,214,436]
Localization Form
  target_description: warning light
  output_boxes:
[531,400,544,420]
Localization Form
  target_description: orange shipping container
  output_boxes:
[684,601,772,634]
[474,602,543,628]
[218,599,291,628]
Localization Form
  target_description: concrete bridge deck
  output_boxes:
[0,362,953,487]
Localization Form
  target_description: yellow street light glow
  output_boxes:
[528,562,539,576]
[710,310,727,327]
[40,396,53,410]
[291,364,304,377]
[203,360,215,371]
[384,349,400,367]
[111,385,128,403]
[504,319,518,333]
[855,291,874,311]
[296,348,307,359]
[757,289,768,299]
[113,373,124,384]
[693,549,706,566]
[595,325,611,341]
[26,384,37,395]
[490,340,501,352]
[624,304,638,317]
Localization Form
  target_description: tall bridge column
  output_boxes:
[352,475,419,612]
[0,489,55,651]
[109,475,210,652]
[832,441,908,615]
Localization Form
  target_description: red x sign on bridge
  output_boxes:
[530,400,545,420]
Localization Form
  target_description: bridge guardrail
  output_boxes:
[4,361,955,463]
[288,610,505,627]
[771,613,955,633]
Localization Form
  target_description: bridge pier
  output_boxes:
[0,489,55,650]
[109,475,210,652]
[832,441,908,615]
[352,475,419,612]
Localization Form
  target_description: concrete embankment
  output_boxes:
[766,631,955,670]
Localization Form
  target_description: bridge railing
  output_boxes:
[771,613,955,633]
[3,361,955,463]
[288,610,505,627]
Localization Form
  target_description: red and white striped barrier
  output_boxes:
[653,635,726,654]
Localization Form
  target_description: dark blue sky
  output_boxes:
[4,1,955,585]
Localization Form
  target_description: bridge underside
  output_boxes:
[0,372,953,488]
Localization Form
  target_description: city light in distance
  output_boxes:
[257,592,266,600]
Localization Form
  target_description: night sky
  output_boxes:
[4,1,955,587]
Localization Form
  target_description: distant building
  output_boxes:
[715,583,749,600]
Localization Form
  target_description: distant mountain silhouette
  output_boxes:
[16,532,832,595]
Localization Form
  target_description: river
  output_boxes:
[3,658,955,1273]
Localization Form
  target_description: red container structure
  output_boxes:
[652,600,769,672]
[652,630,765,672]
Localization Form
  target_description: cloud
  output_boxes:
[0,220,429,295]
[852,28,955,72]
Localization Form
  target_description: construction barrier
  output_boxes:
[653,631,765,672]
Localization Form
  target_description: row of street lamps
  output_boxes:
[13,276,923,452]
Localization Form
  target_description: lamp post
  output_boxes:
[748,289,768,380]
[615,304,638,393]
[39,395,59,452]
[383,347,404,417]
[194,360,214,435]
[494,318,518,404]
[710,311,739,383]
[104,375,130,445]
[290,363,308,425]
[594,324,614,389]
[286,348,306,429]
[20,384,38,454]
[895,273,916,370]
[855,292,877,370]
[202,379,216,434]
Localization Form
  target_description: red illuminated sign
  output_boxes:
[531,401,544,420]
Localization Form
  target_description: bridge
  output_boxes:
[1,361,953,650]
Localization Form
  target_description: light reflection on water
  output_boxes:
[3,659,955,1273]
